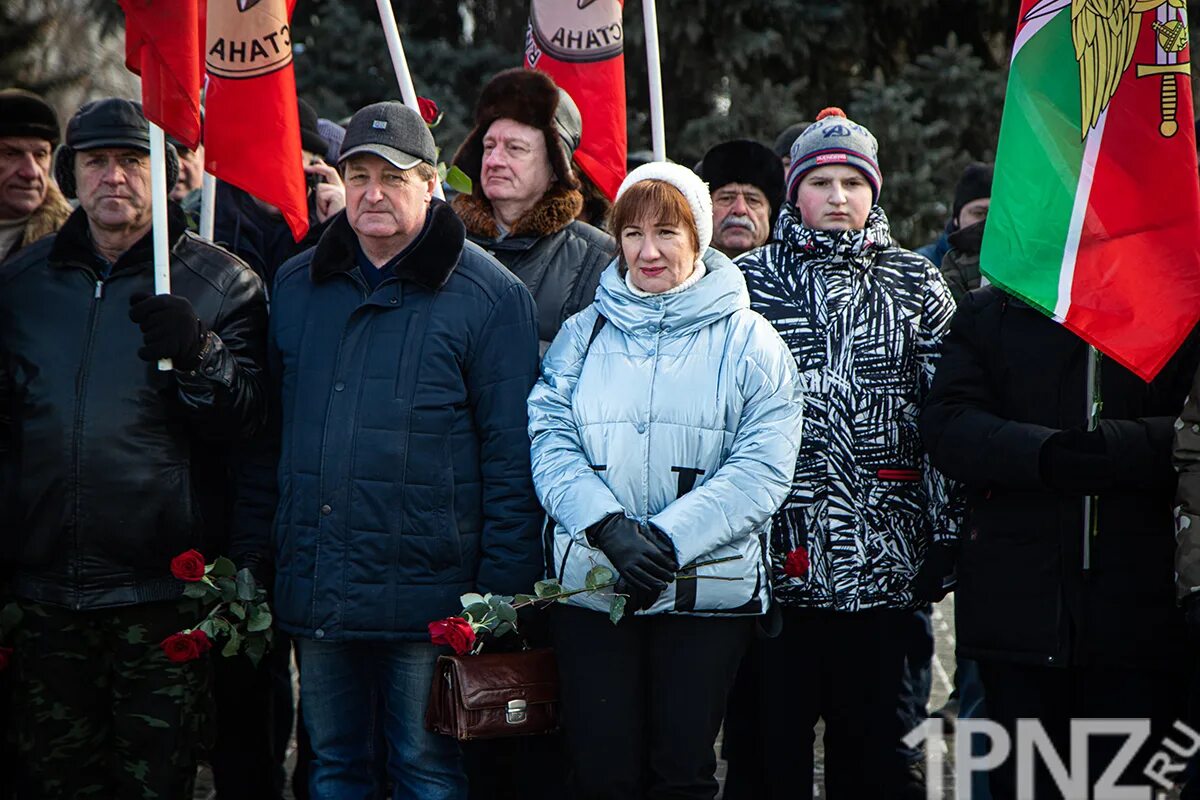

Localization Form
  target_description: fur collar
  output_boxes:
[310,198,465,291]
[452,184,583,240]
[20,182,71,248]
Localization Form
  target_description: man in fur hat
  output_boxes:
[696,138,785,259]
[0,88,71,264]
[452,68,614,355]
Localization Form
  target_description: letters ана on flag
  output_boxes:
[525,0,627,201]
[120,0,203,150]
[203,0,308,241]
[981,0,1200,381]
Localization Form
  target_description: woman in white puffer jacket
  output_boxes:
[527,162,802,800]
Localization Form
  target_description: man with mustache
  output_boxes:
[0,89,71,264]
[696,138,784,259]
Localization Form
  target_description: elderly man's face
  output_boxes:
[75,148,153,233]
[0,136,53,220]
[480,118,555,211]
[343,154,433,249]
[171,144,204,202]
[711,182,771,257]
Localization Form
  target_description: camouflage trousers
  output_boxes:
[9,598,210,800]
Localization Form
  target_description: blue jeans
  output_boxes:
[297,638,467,800]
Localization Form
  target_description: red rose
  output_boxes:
[0,646,12,672]
[170,549,207,582]
[783,547,810,578]
[417,96,441,126]
[160,629,212,663]
[428,616,476,655]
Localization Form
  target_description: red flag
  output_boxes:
[121,0,203,150]
[203,0,307,241]
[524,0,627,200]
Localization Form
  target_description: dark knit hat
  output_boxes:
[298,98,329,157]
[452,68,582,192]
[772,121,809,159]
[785,107,882,203]
[697,139,786,223]
[0,89,60,146]
[952,162,994,221]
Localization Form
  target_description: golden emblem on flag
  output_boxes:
[1066,0,1189,138]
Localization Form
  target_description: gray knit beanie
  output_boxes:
[785,107,882,204]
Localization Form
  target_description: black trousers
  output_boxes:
[723,607,921,800]
[977,660,1186,800]
[552,605,753,800]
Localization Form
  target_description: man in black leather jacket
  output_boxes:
[451,69,613,356]
[0,98,268,798]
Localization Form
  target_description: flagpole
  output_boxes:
[374,0,444,199]
[1082,345,1102,571]
[642,0,666,161]
[149,122,173,372]
[199,171,216,241]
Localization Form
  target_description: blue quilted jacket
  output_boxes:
[528,250,803,616]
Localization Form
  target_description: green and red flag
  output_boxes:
[524,0,627,200]
[982,0,1199,380]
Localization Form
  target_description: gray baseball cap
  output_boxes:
[338,101,437,171]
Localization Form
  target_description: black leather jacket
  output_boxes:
[0,206,269,610]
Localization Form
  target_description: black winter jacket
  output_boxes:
[0,206,269,610]
[454,186,612,351]
[920,287,1199,670]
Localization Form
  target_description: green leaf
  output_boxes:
[212,617,233,635]
[128,713,171,729]
[463,602,490,623]
[247,609,273,633]
[221,628,241,658]
[210,557,236,578]
[609,594,627,626]
[235,569,257,602]
[445,165,472,195]
[533,579,562,599]
[487,594,513,608]
[512,594,536,606]
[198,619,217,638]
[182,583,209,600]
[495,603,517,624]
[228,602,247,620]
[493,621,514,638]
[585,565,613,590]
[459,592,485,608]
[217,578,237,604]
[244,636,267,667]
[121,624,148,645]
[0,602,24,634]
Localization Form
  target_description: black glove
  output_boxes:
[644,522,679,568]
[1039,426,1109,493]
[1183,594,1200,640]
[911,543,958,603]
[587,514,677,608]
[128,292,207,370]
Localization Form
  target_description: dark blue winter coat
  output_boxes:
[261,200,543,641]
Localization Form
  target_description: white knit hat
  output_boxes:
[615,161,713,254]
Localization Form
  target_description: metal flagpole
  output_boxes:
[199,171,216,241]
[149,122,174,371]
[1082,345,1102,571]
[374,0,444,199]
[642,0,667,161]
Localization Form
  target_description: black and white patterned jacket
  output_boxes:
[739,204,959,611]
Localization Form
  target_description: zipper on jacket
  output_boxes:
[70,278,104,608]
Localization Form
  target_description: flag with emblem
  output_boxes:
[981,0,1200,380]
[203,0,308,240]
[524,0,627,200]
[120,0,204,150]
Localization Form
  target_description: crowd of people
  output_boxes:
[0,65,1197,800]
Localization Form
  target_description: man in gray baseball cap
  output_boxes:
[241,99,542,796]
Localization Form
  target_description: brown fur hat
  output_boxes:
[452,68,582,193]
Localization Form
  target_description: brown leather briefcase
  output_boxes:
[425,647,560,741]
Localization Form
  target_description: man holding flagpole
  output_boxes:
[0,98,269,798]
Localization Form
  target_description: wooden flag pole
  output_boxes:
[642,0,666,161]
[149,122,173,372]
[374,0,444,198]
